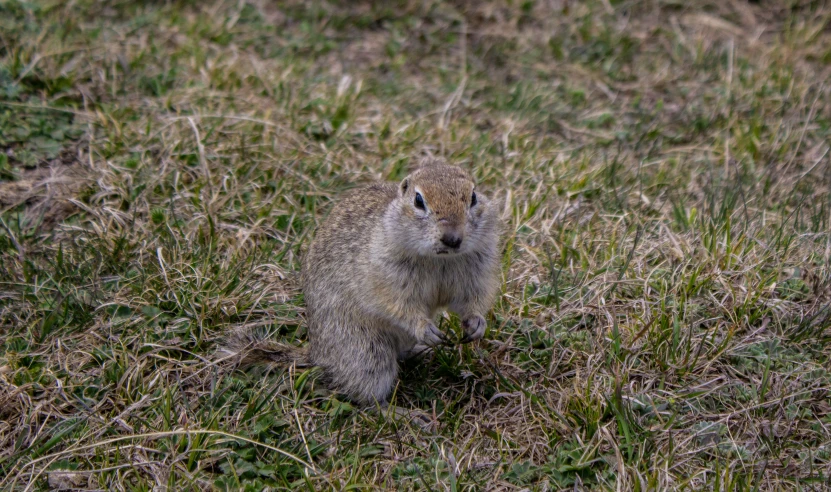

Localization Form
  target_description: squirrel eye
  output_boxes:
[414,192,426,210]
[471,191,477,207]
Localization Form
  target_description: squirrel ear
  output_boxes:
[400,178,409,195]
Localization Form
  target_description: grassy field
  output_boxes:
[1,0,830,489]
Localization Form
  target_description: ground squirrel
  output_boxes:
[227,161,502,406]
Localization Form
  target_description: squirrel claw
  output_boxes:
[461,315,486,343]
[422,323,447,347]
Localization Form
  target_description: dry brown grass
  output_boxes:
[1,0,830,490]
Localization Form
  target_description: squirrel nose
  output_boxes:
[440,232,462,249]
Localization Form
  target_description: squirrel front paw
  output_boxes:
[421,321,448,347]
[460,315,486,343]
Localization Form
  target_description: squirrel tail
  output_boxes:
[219,328,310,368]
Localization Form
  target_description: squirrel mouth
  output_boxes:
[435,248,459,256]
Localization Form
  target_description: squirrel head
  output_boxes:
[389,163,498,257]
